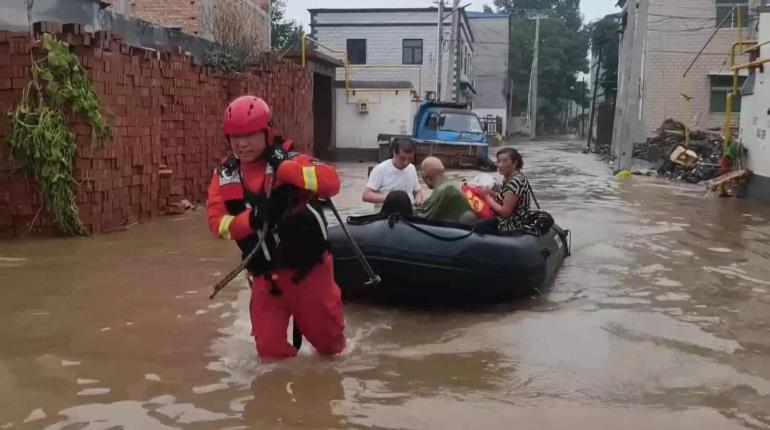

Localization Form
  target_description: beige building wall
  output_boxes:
[642,0,749,134]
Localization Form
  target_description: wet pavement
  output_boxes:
[2,137,770,429]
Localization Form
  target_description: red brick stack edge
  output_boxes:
[0,23,314,237]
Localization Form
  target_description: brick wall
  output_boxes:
[642,0,749,133]
[128,0,269,48]
[0,24,313,237]
[129,0,206,36]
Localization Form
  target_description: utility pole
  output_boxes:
[528,13,545,138]
[267,0,272,49]
[447,0,461,103]
[587,51,603,150]
[581,78,587,136]
[436,0,444,100]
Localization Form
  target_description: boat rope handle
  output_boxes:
[388,215,477,242]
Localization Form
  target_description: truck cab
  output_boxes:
[377,101,494,170]
[414,106,487,144]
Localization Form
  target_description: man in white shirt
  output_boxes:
[362,138,424,210]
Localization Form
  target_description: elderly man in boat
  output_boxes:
[415,157,478,225]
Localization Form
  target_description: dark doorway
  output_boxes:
[313,73,333,160]
[596,104,616,147]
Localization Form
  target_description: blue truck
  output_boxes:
[377,101,496,170]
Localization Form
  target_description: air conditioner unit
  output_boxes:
[357,99,369,113]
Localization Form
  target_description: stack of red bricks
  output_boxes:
[0,23,313,237]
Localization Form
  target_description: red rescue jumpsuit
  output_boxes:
[206,144,346,358]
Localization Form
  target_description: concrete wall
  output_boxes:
[739,7,770,197]
[310,8,473,102]
[474,108,507,135]
[612,0,648,171]
[335,88,416,152]
[0,25,312,237]
[468,13,509,114]
[510,116,531,135]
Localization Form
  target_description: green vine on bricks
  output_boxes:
[4,33,112,235]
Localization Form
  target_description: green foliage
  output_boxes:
[202,48,251,74]
[492,0,589,132]
[271,0,301,50]
[5,33,112,235]
[589,15,620,104]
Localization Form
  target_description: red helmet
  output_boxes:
[222,95,274,140]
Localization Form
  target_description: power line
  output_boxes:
[646,49,737,55]
[648,13,721,20]
[648,25,724,33]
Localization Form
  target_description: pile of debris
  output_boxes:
[633,119,724,184]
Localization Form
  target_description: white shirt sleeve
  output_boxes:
[366,163,383,191]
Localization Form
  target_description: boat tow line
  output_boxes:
[324,199,382,287]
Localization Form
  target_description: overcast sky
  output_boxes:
[284,0,620,27]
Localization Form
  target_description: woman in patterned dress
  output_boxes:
[476,147,532,235]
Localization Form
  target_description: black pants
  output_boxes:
[474,217,518,236]
[474,217,499,235]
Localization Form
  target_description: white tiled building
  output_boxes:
[468,11,510,135]
[612,0,754,171]
[308,7,476,160]
[309,7,476,104]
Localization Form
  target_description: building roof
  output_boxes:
[284,49,344,68]
[309,7,475,42]
[309,8,437,13]
[334,80,415,89]
[427,107,475,114]
[466,11,510,19]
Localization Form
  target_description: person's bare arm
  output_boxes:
[363,187,388,204]
[413,189,424,207]
[484,190,517,217]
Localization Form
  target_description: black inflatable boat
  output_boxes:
[328,214,570,305]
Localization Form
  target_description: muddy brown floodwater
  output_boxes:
[2,138,770,429]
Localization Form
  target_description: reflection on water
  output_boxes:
[2,139,770,429]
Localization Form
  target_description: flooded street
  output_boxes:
[2,137,770,429]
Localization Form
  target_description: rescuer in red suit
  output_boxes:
[206,95,346,359]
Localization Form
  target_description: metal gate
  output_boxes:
[479,115,503,136]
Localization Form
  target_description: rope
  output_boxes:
[389,215,477,242]
[528,180,541,210]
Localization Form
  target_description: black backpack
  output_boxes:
[524,210,555,234]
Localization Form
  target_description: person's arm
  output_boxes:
[410,166,424,206]
[413,189,424,207]
[275,154,340,199]
[206,170,255,241]
[487,192,518,217]
[481,186,518,217]
[363,187,389,204]
[415,187,442,218]
[362,165,387,203]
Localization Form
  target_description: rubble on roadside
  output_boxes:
[592,139,612,161]
[632,119,724,184]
